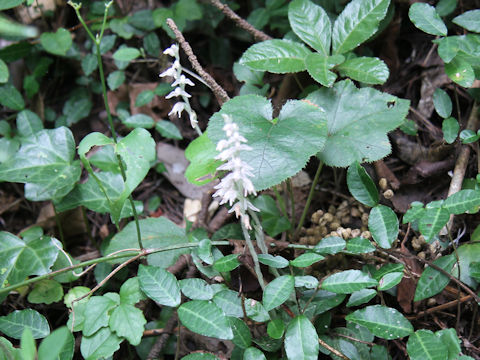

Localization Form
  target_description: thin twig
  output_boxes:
[208,0,272,42]
[318,338,351,360]
[166,18,230,106]
[406,295,472,320]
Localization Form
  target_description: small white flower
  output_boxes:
[163,44,179,57]
[166,87,191,99]
[168,102,186,117]
[172,74,195,87]
[159,60,180,78]
[189,111,198,127]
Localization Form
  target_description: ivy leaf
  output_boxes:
[368,205,399,248]
[208,95,327,190]
[80,327,122,360]
[347,162,379,207]
[83,295,119,336]
[178,300,233,340]
[0,127,81,201]
[409,3,447,36]
[346,305,413,339]
[306,80,409,167]
[332,0,390,54]
[16,110,43,138]
[337,57,389,85]
[0,309,50,339]
[27,279,63,305]
[452,10,480,33]
[37,326,74,360]
[239,39,312,73]
[407,329,448,360]
[414,254,456,301]
[288,0,331,55]
[322,270,378,294]
[284,315,319,360]
[262,275,295,311]
[109,303,147,345]
[40,28,72,56]
[138,264,181,307]
[305,53,343,87]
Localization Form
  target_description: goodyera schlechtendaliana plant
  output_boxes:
[160,44,201,135]
[212,114,267,289]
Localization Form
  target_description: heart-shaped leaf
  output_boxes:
[40,28,72,56]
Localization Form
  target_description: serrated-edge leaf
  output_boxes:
[337,56,389,84]
[409,3,447,36]
[345,237,376,254]
[138,264,181,307]
[304,53,338,87]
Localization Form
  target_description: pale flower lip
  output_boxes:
[168,102,186,117]
[165,87,191,99]
[163,44,179,57]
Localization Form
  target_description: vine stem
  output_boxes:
[294,161,324,239]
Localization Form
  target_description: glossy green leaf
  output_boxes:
[109,303,146,345]
[470,262,480,282]
[407,329,448,360]
[290,252,324,267]
[20,328,35,360]
[347,162,379,207]
[368,205,398,248]
[244,298,270,322]
[180,278,214,300]
[436,0,457,17]
[40,28,72,56]
[113,47,141,62]
[305,290,346,315]
[16,110,43,138]
[0,127,80,201]
[346,237,376,254]
[239,39,311,73]
[182,354,220,360]
[178,300,233,340]
[418,206,449,242]
[37,326,74,360]
[197,239,214,265]
[257,254,289,268]
[0,309,49,339]
[213,290,243,317]
[81,53,98,76]
[213,254,240,272]
[123,114,155,129]
[445,58,474,88]
[294,275,319,289]
[0,138,20,163]
[27,279,63,304]
[322,270,378,294]
[262,275,295,311]
[346,288,377,307]
[307,80,409,167]
[0,0,23,10]
[436,328,461,360]
[433,88,452,118]
[0,232,60,289]
[80,327,122,360]
[0,59,7,83]
[119,277,146,305]
[107,70,125,90]
[305,53,342,87]
[409,3,447,36]
[62,92,92,126]
[337,57,389,84]
[83,295,119,336]
[373,263,404,281]
[267,318,285,339]
[313,236,346,254]
[332,0,390,54]
[229,317,251,349]
[414,254,456,301]
[284,315,319,360]
[452,10,480,33]
[346,305,413,339]
[243,347,266,360]
[185,132,221,185]
[0,83,24,110]
[442,117,459,144]
[443,189,480,214]
[288,0,331,55]
[378,272,403,291]
[208,95,327,191]
[155,120,183,140]
[460,129,479,144]
[138,264,181,307]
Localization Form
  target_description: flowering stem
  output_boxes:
[241,219,265,290]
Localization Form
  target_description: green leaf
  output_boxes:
[407,329,448,360]
[294,275,319,289]
[213,290,243,317]
[307,80,409,167]
[433,88,452,118]
[305,53,343,87]
[442,117,459,144]
[0,232,60,289]
[443,189,480,214]
[313,236,346,254]
[346,237,376,254]
[337,56,389,84]
[347,162,379,207]
[123,114,155,129]
[304,290,346,315]
[37,326,74,360]
[180,278,214,300]
[185,132,221,185]
[460,129,479,144]
[27,279,63,304]
[239,39,311,73]
[290,252,324,267]
[196,239,214,265]
[368,205,399,248]
[373,263,404,281]
[262,275,295,311]
[0,0,23,10]
[452,10,480,33]
[378,272,403,291]
[20,328,35,360]
[284,315,319,360]
[267,318,285,339]
[62,92,92,126]
[243,347,266,360]
[109,303,146,345]
[135,90,155,107]
[0,309,49,339]
[0,59,9,83]
[143,32,160,56]
[414,254,456,301]
[229,317,252,349]
[418,206,449,242]
[83,295,118,336]
[457,242,480,287]
[113,47,141,62]
[445,58,474,88]
[178,300,233,340]
[257,254,289,268]
[16,110,43,137]
[436,328,461,360]
[138,264,181,307]
[107,70,125,90]
[347,288,377,307]
[213,254,240,272]
[154,119,183,140]
[252,195,291,237]
[0,83,24,110]
[408,3,447,36]
[81,53,98,76]
[182,354,220,360]
[332,0,390,54]
[80,327,122,360]
[245,298,270,322]
[346,305,413,339]
[208,95,327,191]
[436,0,457,17]
[322,270,378,294]
[40,28,72,56]
[119,277,146,305]
[288,0,331,55]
